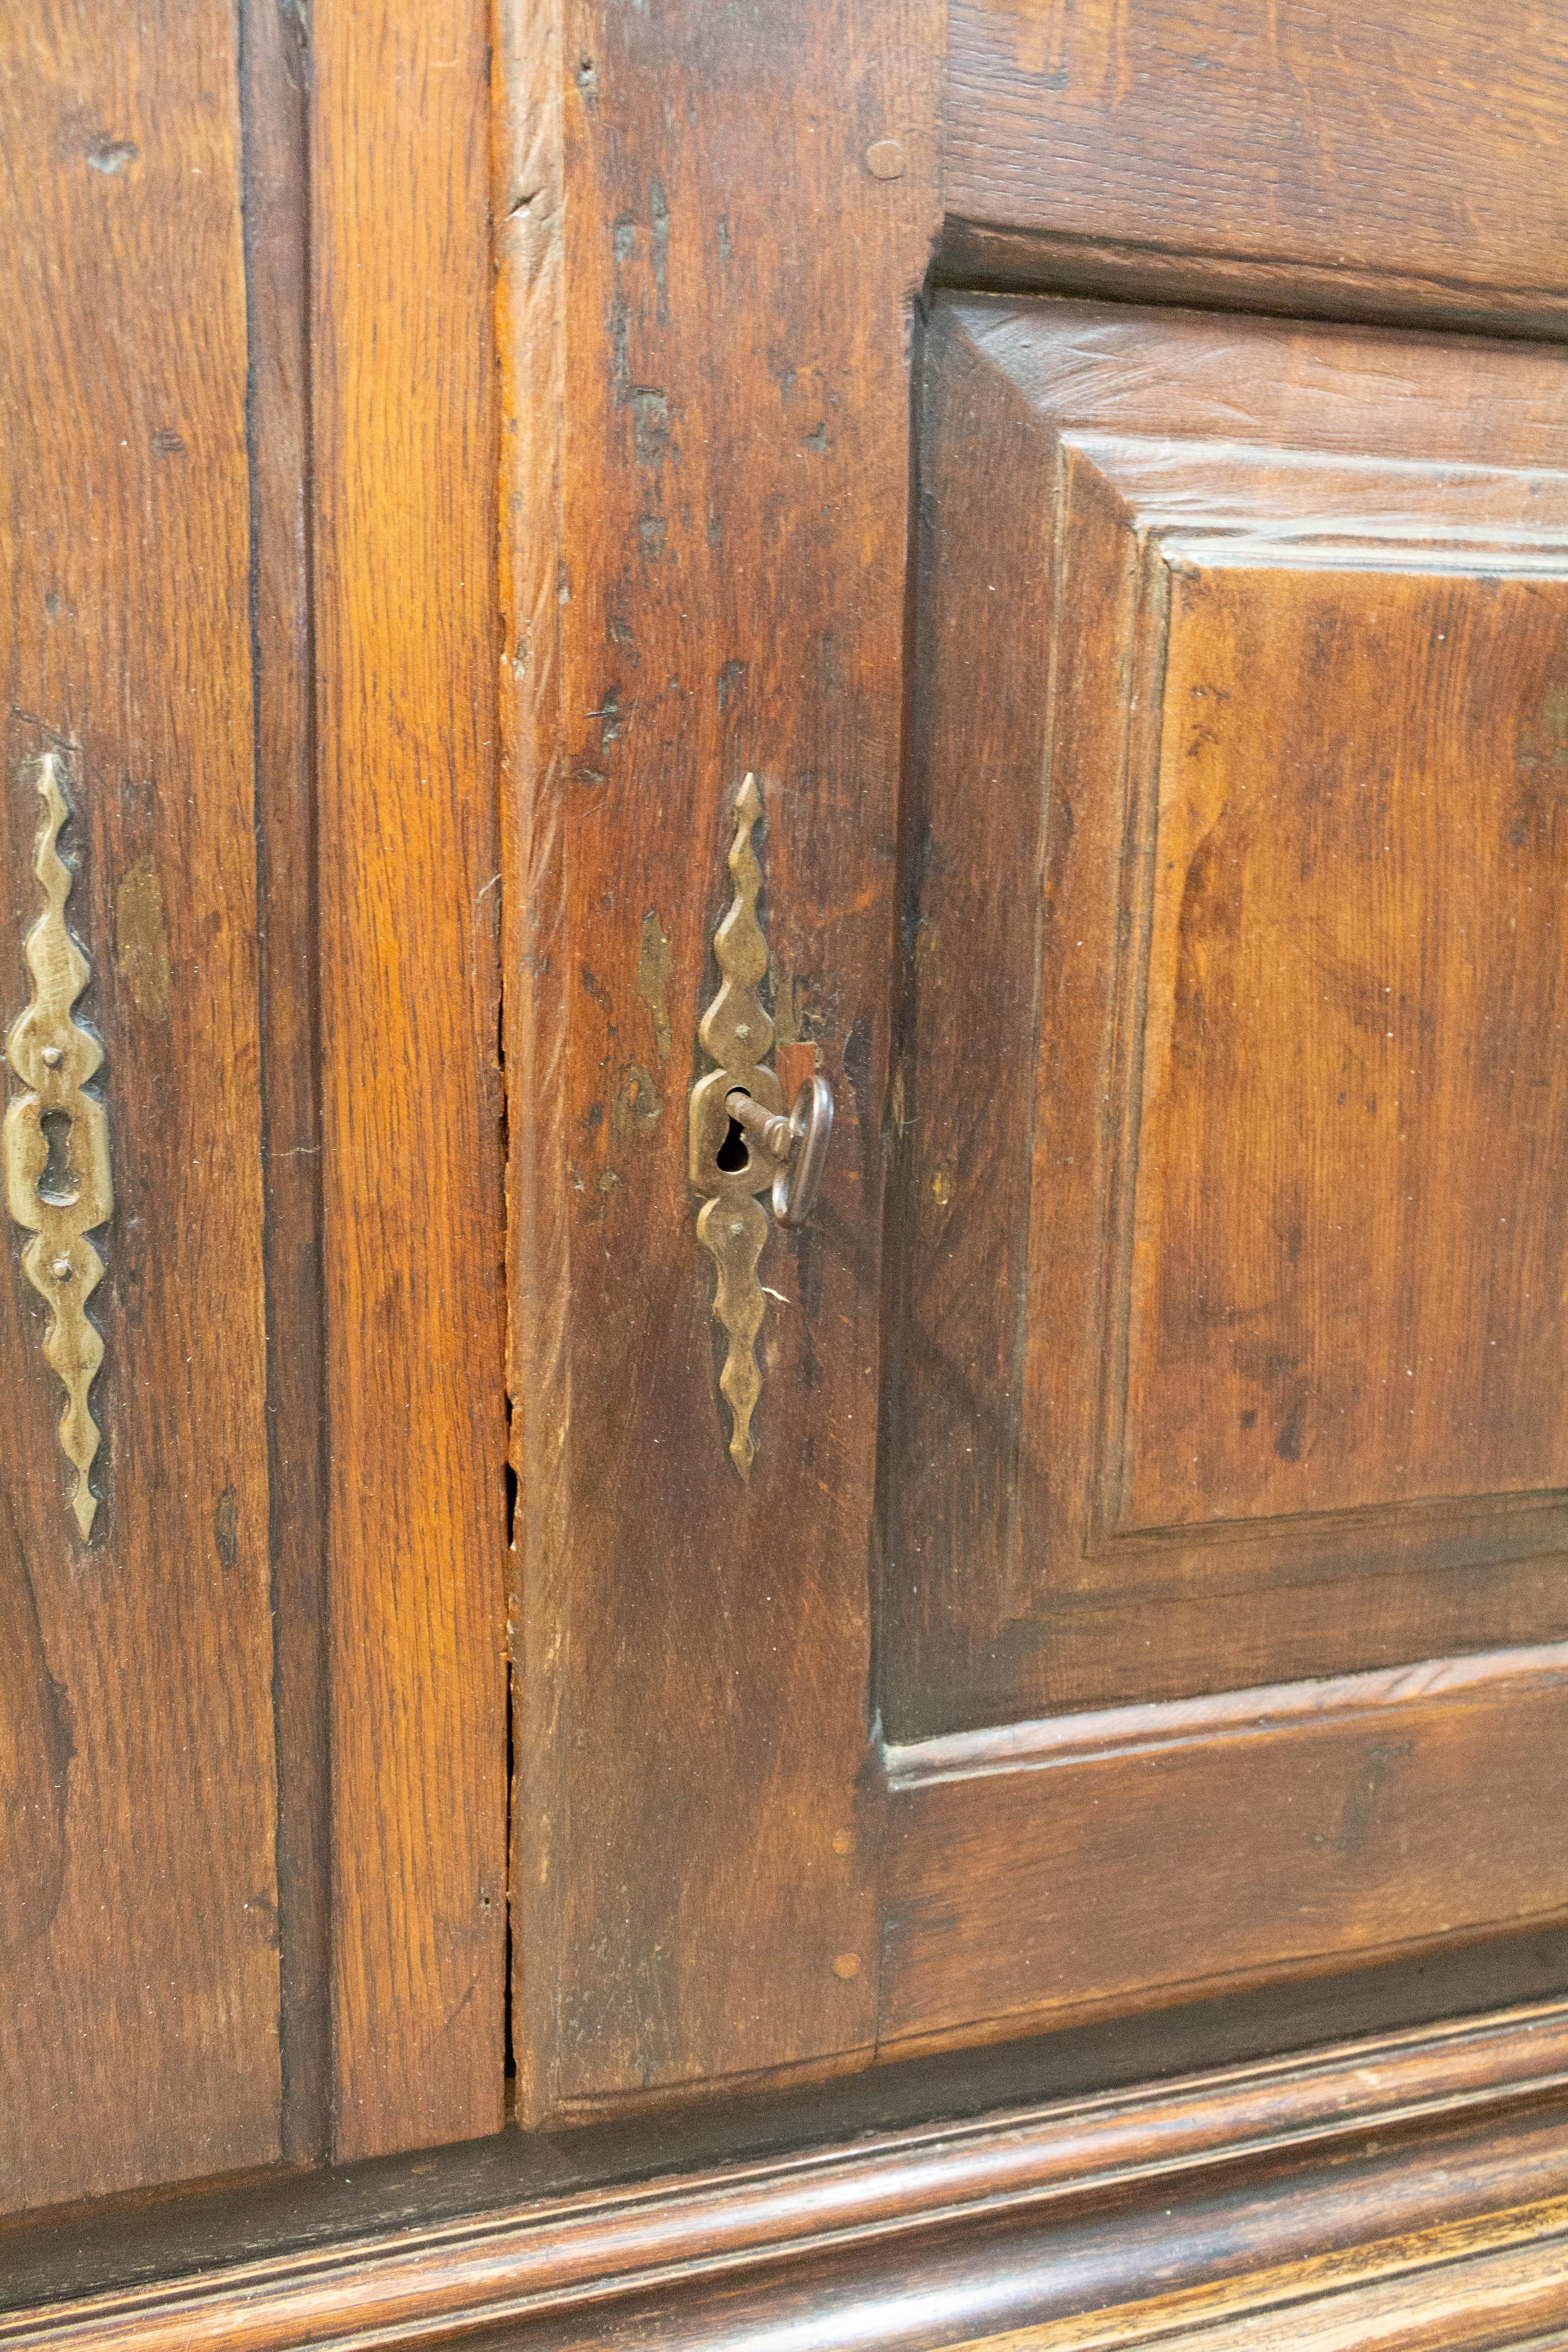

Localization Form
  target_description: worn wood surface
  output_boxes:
[312,0,508,2157]
[945,0,1568,331]
[14,1938,1568,2314]
[941,2201,1568,2350]
[886,294,1568,1740]
[0,0,281,2206]
[8,2000,1568,2352]
[1124,564,1568,1533]
[881,1648,1568,2053]
[497,0,942,2120]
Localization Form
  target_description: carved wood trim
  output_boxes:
[941,2199,1568,2351]
[7,2000,1568,2352]
[884,1644,1568,1790]
[936,220,1568,341]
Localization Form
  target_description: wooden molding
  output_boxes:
[941,2198,1568,2350]
[9,1999,1568,2352]
[936,221,1568,339]
[884,1648,1568,1791]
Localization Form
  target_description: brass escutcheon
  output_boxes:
[3,753,113,1537]
[689,774,832,1478]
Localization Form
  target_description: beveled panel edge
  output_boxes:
[9,1995,1568,2352]
[936,221,1568,343]
[934,294,1568,476]
[882,1641,1568,1792]
[1051,422,1568,1577]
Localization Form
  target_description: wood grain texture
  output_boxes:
[10,2000,1568,2352]
[942,2202,1568,2350]
[881,1647,1568,2053]
[0,0,280,2205]
[240,0,331,2169]
[13,1936,1568,2313]
[1124,565,1568,1532]
[945,0,1568,330]
[886,294,1568,1741]
[312,0,507,2155]
[496,0,942,2119]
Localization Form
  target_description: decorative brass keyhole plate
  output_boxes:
[4,753,113,1536]
[690,775,835,1476]
[689,774,787,1479]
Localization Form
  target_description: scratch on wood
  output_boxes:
[635,909,673,1058]
[115,858,172,1021]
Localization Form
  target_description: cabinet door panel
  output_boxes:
[0,0,506,2205]
[877,294,1568,2054]
[888,295,1568,1733]
[0,0,280,2206]
[1124,563,1568,1534]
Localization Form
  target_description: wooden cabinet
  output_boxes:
[6,0,1568,2344]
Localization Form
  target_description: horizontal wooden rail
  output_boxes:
[880,1648,1568,2054]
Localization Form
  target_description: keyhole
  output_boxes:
[37,1110,79,1207]
[715,1093,750,1173]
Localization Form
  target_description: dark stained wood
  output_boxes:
[12,0,1568,2297]
[10,1933,1568,2313]
[880,1648,1568,2054]
[886,293,1568,1740]
[9,2005,1568,2352]
[239,0,331,2170]
[943,2204,1568,2351]
[0,0,281,2205]
[496,0,943,2120]
[12,1936,1568,2313]
[495,2154,1568,2351]
[945,0,1568,332]
[311,0,507,2155]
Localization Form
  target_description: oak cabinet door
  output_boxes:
[0,0,281,2208]
[0,0,505,2206]
[505,1,1568,2117]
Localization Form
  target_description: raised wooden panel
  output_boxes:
[945,0,1568,333]
[1123,565,1568,1534]
[0,0,280,2204]
[886,296,1568,1742]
